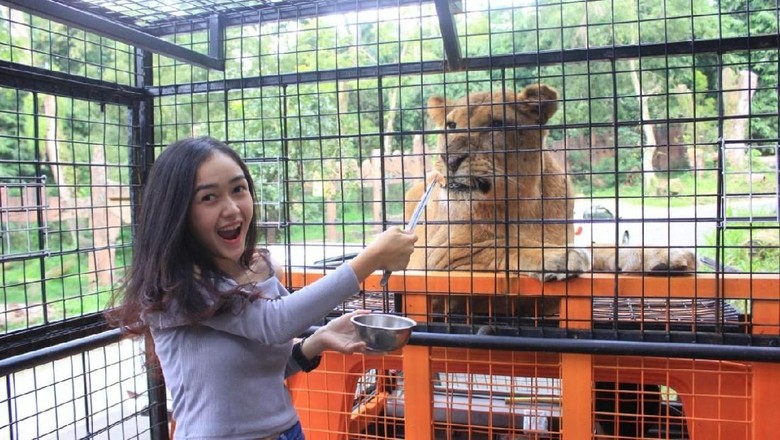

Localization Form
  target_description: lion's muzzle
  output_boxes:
[440,133,494,194]
[443,153,468,173]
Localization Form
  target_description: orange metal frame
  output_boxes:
[287,271,780,440]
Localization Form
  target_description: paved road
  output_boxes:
[581,197,777,247]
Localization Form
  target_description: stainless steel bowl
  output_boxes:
[350,313,417,352]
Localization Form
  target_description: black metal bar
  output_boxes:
[31,98,49,327]
[145,333,170,440]
[299,325,780,362]
[132,46,169,440]
[148,61,445,96]
[0,314,108,359]
[465,34,780,69]
[433,0,465,71]
[406,331,780,363]
[208,14,226,69]
[280,86,293,289]
[5,376,15,440]
[80,351,93,435]
[4,324,779,389]
[715,55,727,342]
[0,328,123,377]
[0,0,224,71]
[133,47,156,189]
[0,60,144,105]
[147,34,778,97]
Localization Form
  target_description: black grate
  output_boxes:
[48,0,295,28]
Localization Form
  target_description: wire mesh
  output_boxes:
[0,338,163,439]
[56,0,292,29]
[0,90,135,335]
[0,0,779,439]
[0,7,136,86]
[147,0,779,342]
[0,176,48,263]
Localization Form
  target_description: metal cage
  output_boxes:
[0,0,778,439]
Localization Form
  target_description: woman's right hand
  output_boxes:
[348,227,417,281]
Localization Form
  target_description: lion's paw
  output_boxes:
[534,248,591,282]
[619,248,696,274]
[646,248,696,273]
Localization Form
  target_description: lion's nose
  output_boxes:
[443,154,468,173]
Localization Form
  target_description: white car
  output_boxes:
[573,202,631,246]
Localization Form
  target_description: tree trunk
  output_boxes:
[629,60,659,194]
[325,191,339,241]
[383,85,400,154]
[42,95,80,246]
[723,69,758,169]
[88,143,115,288]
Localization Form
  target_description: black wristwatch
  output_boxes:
[292,336,322,372]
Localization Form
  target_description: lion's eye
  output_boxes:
[491,119,504,128]
[445,121,456,130]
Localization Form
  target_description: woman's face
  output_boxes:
[188,151,254,277]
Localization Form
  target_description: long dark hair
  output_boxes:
[107,136,259,333]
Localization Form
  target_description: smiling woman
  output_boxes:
[104,136,418,439]
[188,152,256,279]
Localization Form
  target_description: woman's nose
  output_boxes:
[221,197,241,215]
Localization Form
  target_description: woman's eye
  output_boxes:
[233,185,247,193]
[201,194,216,202]
[491,119,504,128]
[446,121,456,129]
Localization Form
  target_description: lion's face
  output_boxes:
[427,85,559,199]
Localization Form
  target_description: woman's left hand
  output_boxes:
[302,310,370,357]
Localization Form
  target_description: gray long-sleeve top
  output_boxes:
[144,263,360,439]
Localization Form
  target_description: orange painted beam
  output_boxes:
[752,363,780,439]
[561,354,593,438]
[288,271,779,301]
[402,345,433,440]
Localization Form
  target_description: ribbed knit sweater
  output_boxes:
[144,263,359,439]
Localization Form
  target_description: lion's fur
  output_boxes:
[405,84,695,315]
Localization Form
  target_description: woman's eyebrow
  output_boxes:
[194,174,247,193]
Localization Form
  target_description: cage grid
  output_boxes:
[1,338,156,439]
[0,0,779,439]
[0,176,48,263]
[287,269,779,440]
[288,343,761,440]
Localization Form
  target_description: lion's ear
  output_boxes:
[515,84,559,125]
[427,95,447,127]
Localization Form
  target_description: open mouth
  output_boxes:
[446,177,491,194]
[218,225,242,241]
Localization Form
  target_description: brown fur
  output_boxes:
[406,84,695,316]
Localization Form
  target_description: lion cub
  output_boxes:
[405,84,695,316]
